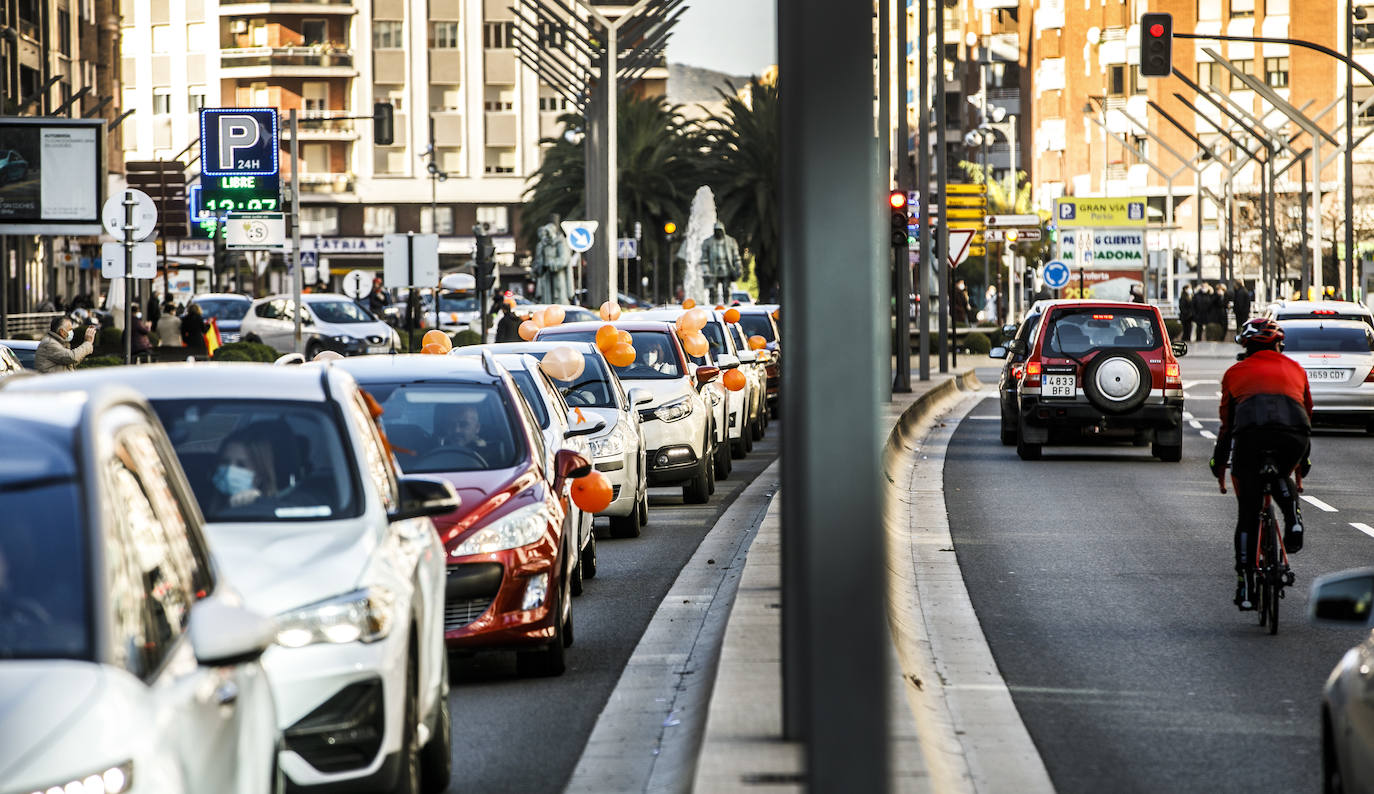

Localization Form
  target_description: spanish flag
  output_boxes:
[205,318,223,357]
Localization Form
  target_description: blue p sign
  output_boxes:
[200,108,279,177]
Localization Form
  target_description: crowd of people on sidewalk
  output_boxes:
[1177,281,1254,342]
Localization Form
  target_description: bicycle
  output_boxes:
[1219,458,1299,635]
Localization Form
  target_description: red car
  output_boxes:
[335,353,594,677]
[1001,300,1187,462]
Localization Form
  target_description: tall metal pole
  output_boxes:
[290,109,303,354]
[123,190,134,365]
[893,0,911,394]
[917,0,931,381]
[1347,0,1357,300]
[1302,157,1312,298]
[605,26,619,304]
[1314,135,1324,294]
[779,0,886,785]
[935,0,948,373]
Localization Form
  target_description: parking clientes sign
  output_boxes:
[1059,229,1145,270]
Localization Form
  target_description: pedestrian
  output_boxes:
[495,301,523,342]
[1232,280,1251,328]
[1129,283,1146,304]
[984,285,999,326]
[950,279,971,326]
[34,315,97,373]
[123,310,154,362]
[181,302,209,355]
[366,277,390,319]
[147,294,162,331]
[1179,285,1196,343]
[1214,283,1230,336]
[156,303,183,347]
[1194,284,1214,341]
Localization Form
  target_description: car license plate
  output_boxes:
[1043,373,1076,398]
[366,345,390,355]
[1306,368,1352,382]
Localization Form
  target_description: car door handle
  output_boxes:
[214,680,239,707]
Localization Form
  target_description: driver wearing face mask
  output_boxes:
[34,315,96,373]
[212,435,279,510]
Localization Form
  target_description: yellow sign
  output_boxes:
[968,245,987,257]
[1053,197,1148,228]
[947,183,988,195]
[947,220,986,230]
[945,208,986,220]
[947,195,988,208]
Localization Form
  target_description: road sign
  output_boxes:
[102,189,158,240]
[617,237,638,258]
[561,220,599,253]
[125,161,189,238]
[946,208,986,220]
[1043,259,1072,289]
[226,213,285,249]
[947,195,988,208]
[947,229,977,267]
[342,269,373,299]
[383,232,440,288]
[299,250,318,269]
[947,220,986,231]
[1015,228,1042,241]
[947,183,988,195]
[985,214,1041,227]
[968,245,987,258]
[100,241,157,279]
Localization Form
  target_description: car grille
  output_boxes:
[612,485,621,500]
[445,596,494,631]
[221,332,241,344]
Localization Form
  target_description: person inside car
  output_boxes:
[1209,317,1313,610]
[213,432,279,510]
[437,404,488,453]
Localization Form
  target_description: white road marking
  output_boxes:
[1183,380,1219,389]
[1200,430,1217,439]
[1183,411,1194,420]
[1302,494,1338,513]
[1351,522,1374,538]
[1189,420,1203,429]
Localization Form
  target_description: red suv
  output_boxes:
[1006,300,1187,461]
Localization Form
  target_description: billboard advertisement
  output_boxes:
[1053,197,1148,228]
[1058,229,1147,270]
[0,118,105,233]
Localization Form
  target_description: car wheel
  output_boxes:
[706,442,718,494]
[744,418,755,451]
[418,655,451,794]
[638,481,649,525]
[569,539,585,596]
[1152,441,1183,462]
[582,531,598,579]
[683,446,711,504]
[1000,413,1017,446]
[609,494,643,538]
[752,409,765,440]
[731,433,748,459]
[714,431,732,479]
[394,649,421,794]
[305,341,322,360]
[1082,349,1152,416]
[1323,712,1343,794]
[1016,431,1042,461]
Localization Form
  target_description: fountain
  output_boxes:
[681,186,717,305]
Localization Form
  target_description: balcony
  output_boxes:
[219,0,357,14]
[220,46,357,78]
[296,172,355,193]
[280,113,357,141]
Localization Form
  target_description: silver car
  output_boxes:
[1278,319,1374,430]
[1310,568,1374,792]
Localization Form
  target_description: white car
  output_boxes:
[241,293,401,357]
[536,321,723,504]
[0,389,280,794]
[1265,299,1374,327]
[1278,319,1374,431]
[7,364,457,794]
[468,341,651,538]
[1309,568,1374,792]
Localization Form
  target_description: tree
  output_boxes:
[697,79,780,299]
[956,161,1049,297]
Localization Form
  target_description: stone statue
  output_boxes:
[700,222,742,304]
[532,219,573,305]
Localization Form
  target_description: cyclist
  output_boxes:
[1209,317,1312,610]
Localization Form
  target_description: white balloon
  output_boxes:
[540,346,586,382]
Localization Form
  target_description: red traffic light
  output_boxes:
[889,191,907,210]
[1149,23,1164,37]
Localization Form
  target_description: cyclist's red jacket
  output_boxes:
[1215,349,1313,455]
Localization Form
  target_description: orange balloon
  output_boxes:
[748,335,767,350]
[571,471,614,513]
[723,368,747,391]
[519,320,540,341]
[606,342,636,367]
[682,298,696,309]
[714,304,726,311]
[595,324,619,352]
[422,329,452,352]
[682,308,709,332]
[724,308,741,324]
[617,330,634,347]
[599,301,622,321]
[421,342,446,355]
[773,309,780,320]
[541,305,566,327]
[682,332,708,358]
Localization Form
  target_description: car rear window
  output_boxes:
[737,313,776,342]
[358,382,526,473]
[1282,325,1374,353]
[1042,308,1160,356]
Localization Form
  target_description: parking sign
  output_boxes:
[201,109,279,177]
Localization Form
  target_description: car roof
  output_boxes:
[0,338,39,350]
[539,320,676,333]
[1271,300,1372,315]
[1044,300,1159,312]
[193,293,250,302]
[466,341,600,355]
[1276,318,1371,331]
[1,362,334,401]
[635,308,733,323]
[329,353,502,383]
[250,292,356,305]
[0,392,86,484]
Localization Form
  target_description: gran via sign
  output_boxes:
[1059,229,1145,269]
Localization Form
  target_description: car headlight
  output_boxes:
[26,761,133,794]
[453,503,550,556]
[653,397,694,423]
[589,434,625,458]
[332,334,353,344]
[275,587,396,648]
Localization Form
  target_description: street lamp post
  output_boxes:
[1348,3,1366,300]
[422,115,448,333]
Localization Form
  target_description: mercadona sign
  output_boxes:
[1058,229,1145,270]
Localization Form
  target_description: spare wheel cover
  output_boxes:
[1083,349,1151,415]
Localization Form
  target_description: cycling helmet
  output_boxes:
[1238,317,1284,349]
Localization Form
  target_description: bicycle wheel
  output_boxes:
[1256,569,1268,626]
[1263,519,1281,635]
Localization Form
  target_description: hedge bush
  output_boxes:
[1204,322,1225,342]
[1164,319,1183,340]
[78,355,124,369]
[212,342,278,363]
[961,331,992,355]
[452,329,482,348]
[96,327,123,355]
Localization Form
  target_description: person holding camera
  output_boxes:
[35,315,97,373]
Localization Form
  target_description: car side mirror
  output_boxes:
[1310,569,1374,627]
[989,346,1008,359]
[1001,323,1018,337]
[736,350,758,363]
[564,419,607,439]
[1172,341,1189,357]
[390,476,461,521]
[555,449,593,481]
[716,353,741,369]
[695,365,720,388]
[188,595,276,666]
[628,388,653,407]
[1008,339,1027,356]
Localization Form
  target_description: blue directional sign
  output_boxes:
[1043,259,1072,289]
[561,220,598,253]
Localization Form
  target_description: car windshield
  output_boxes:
[438,293,478,313]
[310,300,375,324]
[1043,308,1160,356]
[196,299,250,321]
[4,345,34,369]
[523,351,618,408]
[541,329,683,379]
[737,313,776,342]
[0,479,91,660]
[1281,325,1374,353]
[150,400,361,522]
[506,370,551,429]
[359,382,525,474]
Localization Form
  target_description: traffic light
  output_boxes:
[889,191,908,247]
[664,221,677,235]
[1139,13,1173,77]
[373,102,395,146]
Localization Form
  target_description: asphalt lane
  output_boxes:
[443,433,779,793]
[946,356,1374,792]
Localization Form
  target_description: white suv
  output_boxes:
[8,364,457,794]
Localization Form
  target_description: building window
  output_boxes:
[151,24,171,53]
[431,21,459,49]
[302,19,327,46]
[189,88,206,112]
[1230,0,1255,17]
[303,82,329,112]
[1228,59,1254,90]
[187,22,205,52]
[364,206,396,235]
[373,21,403,49]
[119,27,135,56]
[1108,65,1127,96]
[431,87,461,112]
[1198,60,1222,89]
[539,96,567,112]
[1130,65,1146,95]
[1265,57,1289,87]
[477,206,509,233]
[483,21,514,49]
[153,89,171,115]
[249,20,267,47]
[421,206,453,234]
[57,9,70,55]
[300,206,339,236]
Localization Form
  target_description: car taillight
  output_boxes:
[1025,360,1041,385]
[1011,363,1024,380]
[1365,368,1374,383]
[1165,363,1180,380]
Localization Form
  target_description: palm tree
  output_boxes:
[697,79,780,298]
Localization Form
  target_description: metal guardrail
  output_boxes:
[1,312,62,338]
